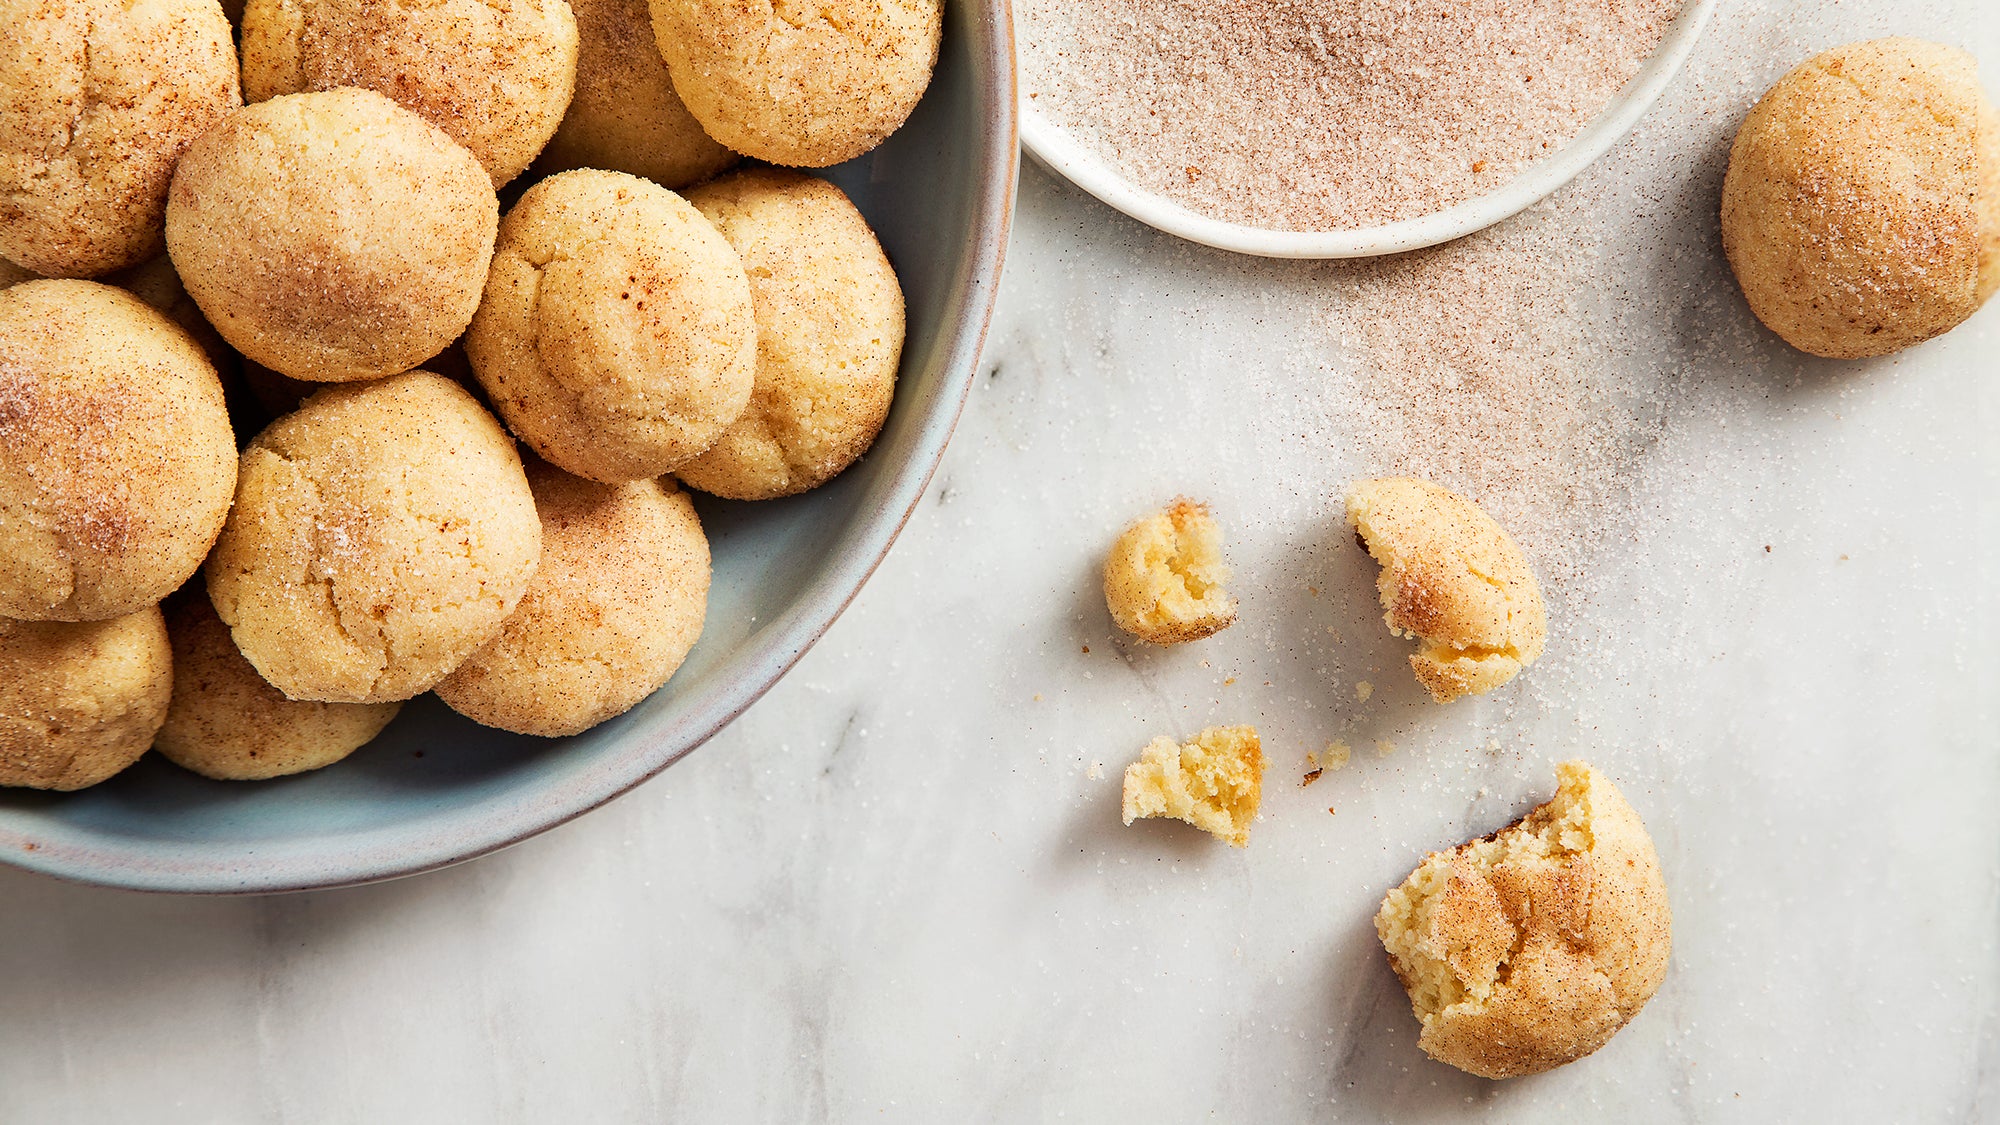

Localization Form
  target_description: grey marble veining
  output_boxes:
[2,0,1997,1120]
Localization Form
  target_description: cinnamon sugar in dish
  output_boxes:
[1019,0,1685,232]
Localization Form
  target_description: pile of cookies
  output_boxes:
[0,0,940,788]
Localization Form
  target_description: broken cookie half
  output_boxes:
[1375,761,1672,1079]
[1345,478,1547,703]
[1120,725,1264,847]
[1103,499,1237,644]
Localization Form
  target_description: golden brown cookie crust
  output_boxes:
[0,280,237,622]
[466,169,756,484]
[156,591,402,780]
[240,0,579,187]
[1347,478,1547,703]
[206,371,542,704]
[1375,761,1672,1079]
[436,463,710,738]
[0,608,171,791]
[649,0,941,167]
[166,89,499,384]
[1721,38,2000,359]
[535,0,737,189]
[677,169,904,500]
[0,0,240,278]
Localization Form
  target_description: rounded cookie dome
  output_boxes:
[240,0,579,187]
[649,0,941,167]
[436,462,710,738]
[465,169,755,484]
[165,89,499,384]
[0,280,236,622]
[1721,38,2000,359]
[0,0,239,277]
[0,608,172,791]
[206,371,542,705]
[678,168,904,500]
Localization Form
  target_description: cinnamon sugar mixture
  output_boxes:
[1020,0,1684,231]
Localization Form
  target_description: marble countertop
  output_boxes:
[4,0,1996,1119]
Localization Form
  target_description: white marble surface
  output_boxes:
[4,1,1998,1119]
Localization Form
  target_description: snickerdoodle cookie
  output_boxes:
[1103,499,1237,645]
[206,372,541,704]
[0,608,171,790]
[436,462,710,738]
[0,280,236,622]
[1346,478,1546,703]
[465,169,755,483]
[649,0,941,167]
[534,0,737,188]
[0,0,239,277]
[156,591,403,780]
[1722,38,2000,358]
[1376,761,1671,1079]
[676,169,903,500]
[240,0,579,187]
[166,89,498,383]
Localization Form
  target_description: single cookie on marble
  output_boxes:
[436,462,709,738]
[533,0,737,189]
[677,168,903,500]
[0,608,172,791]
[465,169,755,483]
[1721,38,2000,358]
[649,0,941,167]
[240,0,579,187]
[0,0,240,277]
[1102,499,1236,645]
[1346,478,1546,704]
[156,590,402,780]
[166,89,499,383]
[1376,761,1672,1079]
[207,371,542,704]
[0,280,236,622]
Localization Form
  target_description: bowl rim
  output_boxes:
[1017,0,1715,259]
[1,1,1020,896]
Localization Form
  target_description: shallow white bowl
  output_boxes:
[1019,0,1716,258]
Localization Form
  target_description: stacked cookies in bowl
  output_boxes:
[0,0,941,789]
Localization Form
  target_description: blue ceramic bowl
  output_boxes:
[0,3,1018,893]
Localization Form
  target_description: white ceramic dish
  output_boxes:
[1019,0,1717,258]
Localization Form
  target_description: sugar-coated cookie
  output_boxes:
[678,169,903,500]
[0,608,171,790]
[1346,478,1546,703]
[0,0,239,277]
[436,463,710,738]
[1376,762,1671,1079]
[466,169,755,483]
[1103,499,1236,645]
[207,372,541,704]
[166,89,498,383]
[649,0,941,167]
[1722,38,2000,358]
[240,0,579,187]
[0,280,236,622]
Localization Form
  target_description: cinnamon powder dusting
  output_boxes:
[1020,0,1685,231]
